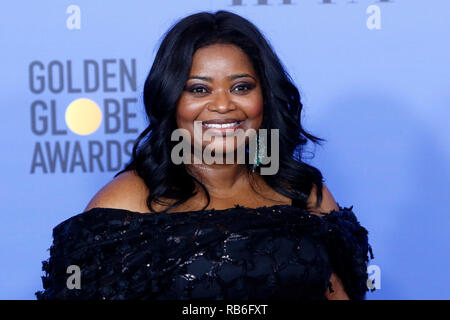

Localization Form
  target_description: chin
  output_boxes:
[200,140,241,162]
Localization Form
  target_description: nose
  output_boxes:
[207,89,236,113]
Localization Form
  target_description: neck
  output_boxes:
[185,163,252,197]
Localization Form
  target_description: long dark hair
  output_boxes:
[116,10,324,212]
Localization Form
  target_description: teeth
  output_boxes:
[203,122,239,128]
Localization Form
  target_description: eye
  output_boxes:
[186,85,209,96]
[232,83,255,93]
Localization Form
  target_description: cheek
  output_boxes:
[176,96,202,127]
[245,100,263,117]
[242,92,264,126]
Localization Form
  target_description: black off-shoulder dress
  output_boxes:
[35,203,374,300]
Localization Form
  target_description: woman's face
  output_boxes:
[176,43,264,159]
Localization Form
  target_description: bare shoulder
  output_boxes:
[84,170,150,213]
[306,183,339,216]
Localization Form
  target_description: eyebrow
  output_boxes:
[187,73,257,82]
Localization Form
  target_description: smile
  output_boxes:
[202,121,241,129]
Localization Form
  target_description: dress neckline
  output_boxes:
[84,203,292,216]
[82,203,340,218]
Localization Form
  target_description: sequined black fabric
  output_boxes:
[35,204,374,300]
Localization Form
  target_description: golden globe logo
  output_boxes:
[65,98,102,135]
[29,59,139,174]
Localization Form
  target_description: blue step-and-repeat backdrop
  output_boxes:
[1,0,449,299]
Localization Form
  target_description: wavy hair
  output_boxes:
[116,10,324,212]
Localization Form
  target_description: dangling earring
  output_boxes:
[252,132,264,172]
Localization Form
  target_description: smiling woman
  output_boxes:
[36,10,374,300]
[176,44,264,164]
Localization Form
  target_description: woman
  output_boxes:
[36,10,374,300]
